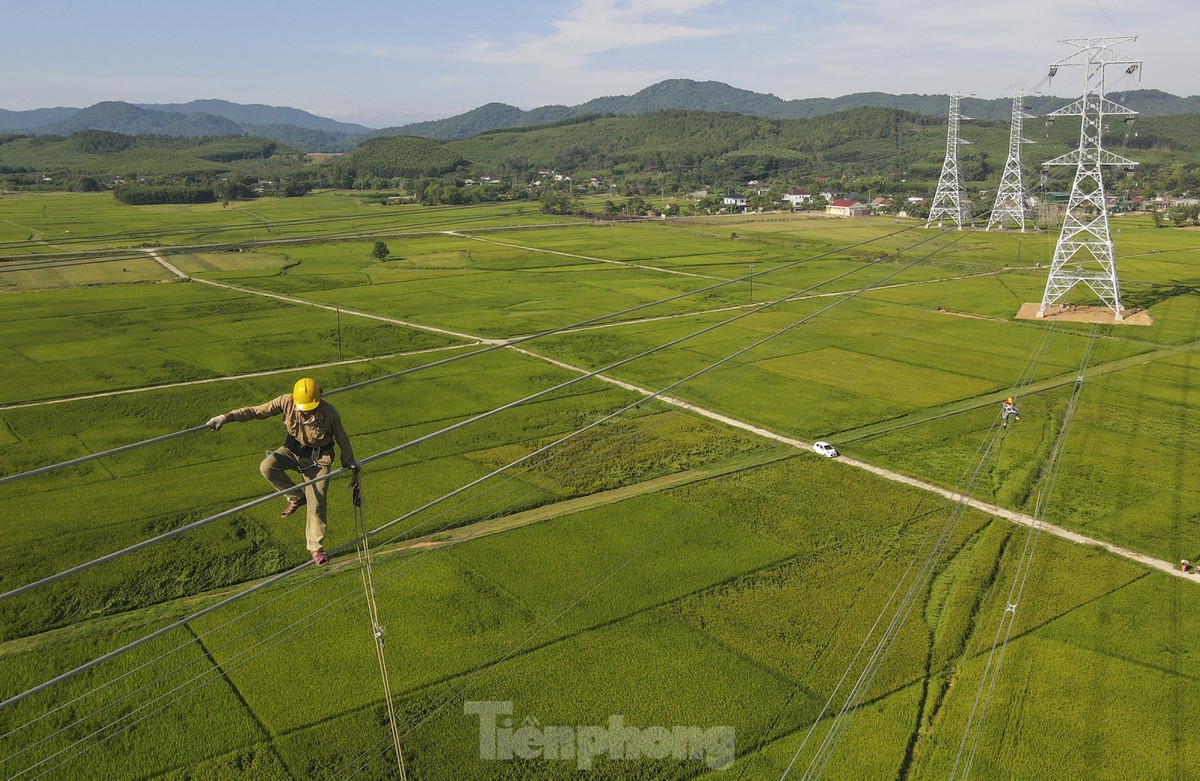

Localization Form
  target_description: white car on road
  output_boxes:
[812,441,839,458]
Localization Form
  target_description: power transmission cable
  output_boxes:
[0,229,936,603]
[0,224,919,487]
[348,476,408,780]
[3,227,960,777]
[0,228,943,718]
[0,425,210,487]
[797,324,1061,778]
[4,412,661,775]
[950,323,1098,780]
[0,232,955,781]
[779,420,1008,781]
[779,319,1062,779]
[339,236,978,776]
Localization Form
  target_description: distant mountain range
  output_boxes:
[2,80,1199,152]
[383,81,1200,139]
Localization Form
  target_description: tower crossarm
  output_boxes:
[1052,35,1139,66]
[1047,96,1138,119]
[1043,149,1138,168]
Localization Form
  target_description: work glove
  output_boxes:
[206,414,227,431]
[348,460,362,474]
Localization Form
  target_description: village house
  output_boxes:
[826,199,872,218]
[783,189,812,208]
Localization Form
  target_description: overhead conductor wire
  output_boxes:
[0,225,956,714]
[0,224,919,490]
[338,232,980,775]
[950,322,1099,780]
[3,229,970,778]
[0,227,931,604]
[349,475,408,781]
[779,310,1063,780]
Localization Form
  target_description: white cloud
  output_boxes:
[459,0,725,69]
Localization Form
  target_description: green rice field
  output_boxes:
[1,192,1198,779]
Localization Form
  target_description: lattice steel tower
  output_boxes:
[927,92,971,229]
[987,90,1035,231]
[1037,37,1139,320]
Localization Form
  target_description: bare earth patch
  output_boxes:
[1014,301,1154,326]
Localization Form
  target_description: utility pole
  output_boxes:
[988,90,1036,231]
[927,92,972,230]
[1037,37,1140,321]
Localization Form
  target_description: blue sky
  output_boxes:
[3,0,1194,127]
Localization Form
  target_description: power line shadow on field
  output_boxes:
[1121,280,1200,310]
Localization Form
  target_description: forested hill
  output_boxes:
[5,106,1200,195]
[439,106,1200,193]
[2,80,1198,152]
[39,102,247,137]
[384,79,1200,140]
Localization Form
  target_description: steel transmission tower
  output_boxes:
[927,93,971,229]
[987,90,1035,231]
[1037,37,1140,320]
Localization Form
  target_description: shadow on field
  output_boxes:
[1122,280,1200,310]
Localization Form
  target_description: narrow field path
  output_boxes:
[377,449,797,556]
[143,247,188,279]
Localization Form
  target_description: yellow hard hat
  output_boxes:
[293,377,322,411]
[1006,397,1014,404]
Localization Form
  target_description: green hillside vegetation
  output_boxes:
[326,135,468,183]
[377,101,576,140]
[4,106,1200,204]
[446,107,991,190]
[0,131,306,187]
[387,80,1200,139]
[42,101,245,137]
[4,82,1199,154]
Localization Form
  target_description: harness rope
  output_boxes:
[350,475,408,780]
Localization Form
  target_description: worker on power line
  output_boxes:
[205,378,359,567]
[1001,397,1021,428]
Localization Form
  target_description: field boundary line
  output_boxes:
[0,345,473,411]
[526,268,1014,339]
[444,230,720,280]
